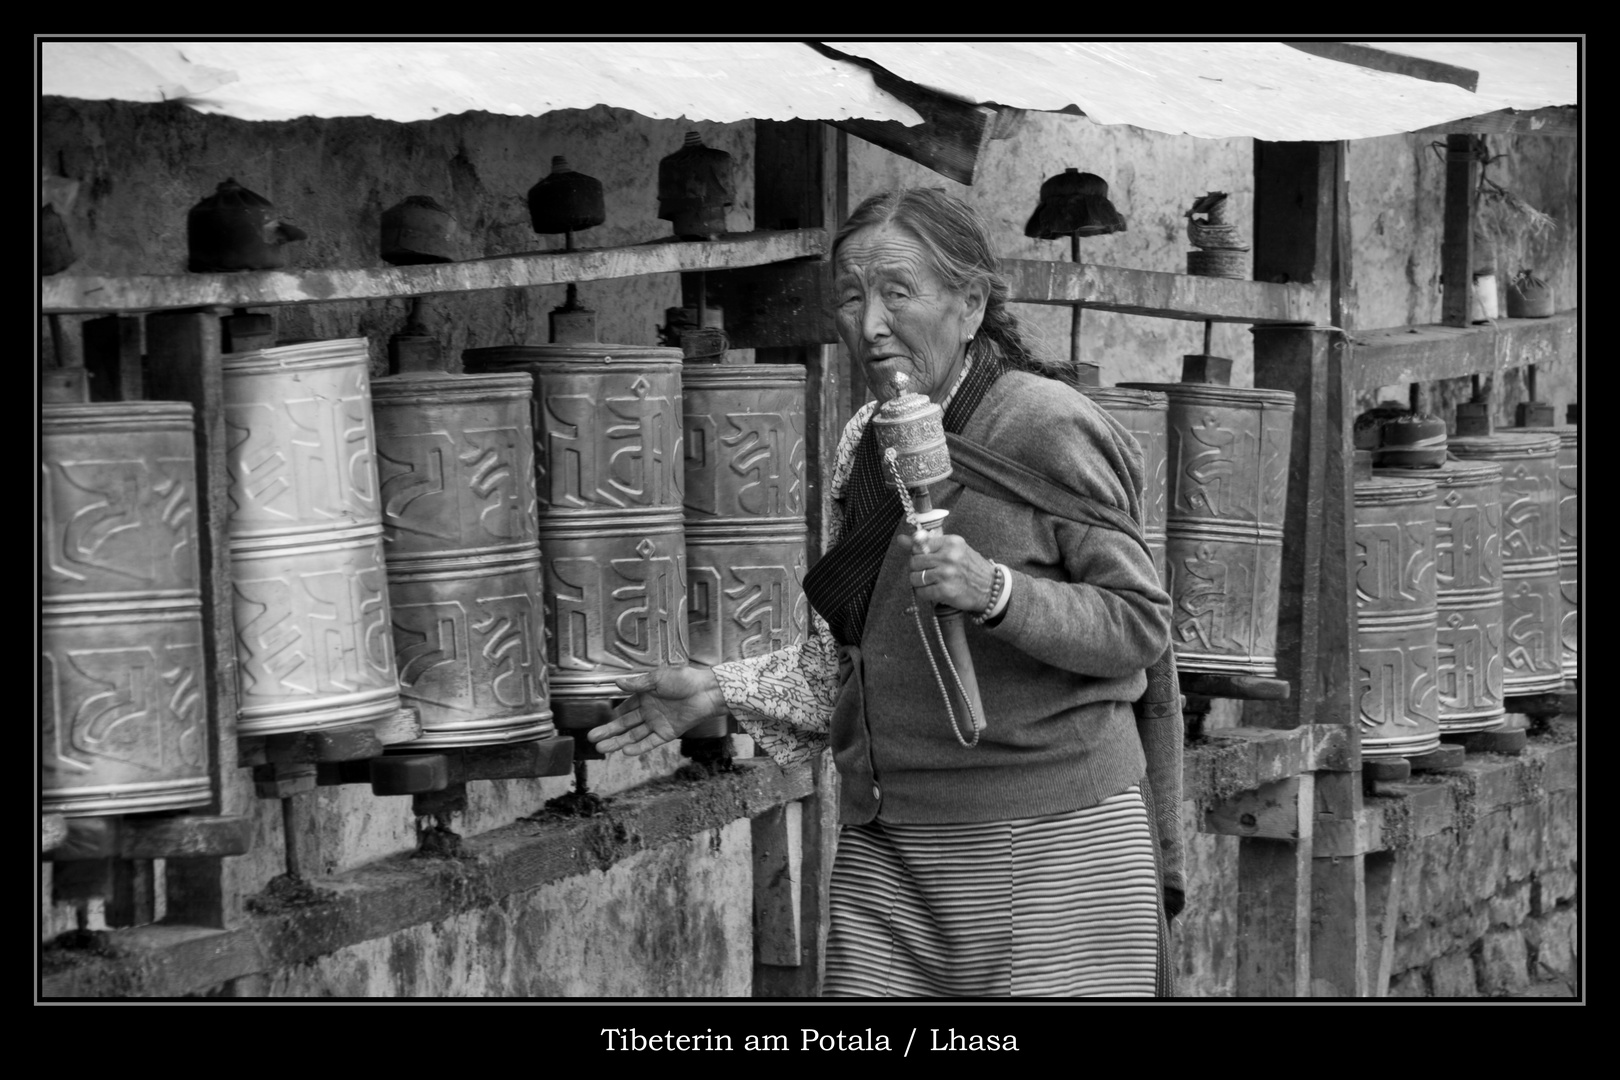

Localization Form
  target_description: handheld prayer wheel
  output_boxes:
[1379,461,1506,733]
[1353,476,1442,759]
[42,402,212,815]
[1449,432,1564,696]
[682,365,809,669]
[464,344,689,731]
[1118,383,1295,676]
[372,371,552,747]
[222,339,400,736]
[1082,386,1170,587]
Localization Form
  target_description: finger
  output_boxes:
[615,670,660,694]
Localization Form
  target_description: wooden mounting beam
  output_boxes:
[1284,42,1479,91]
[1001,259,1326,325]
[1348,310,1577,390]
[41,230,828,315]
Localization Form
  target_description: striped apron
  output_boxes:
[823,784,1170,998]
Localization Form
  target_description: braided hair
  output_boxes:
[833,188,1072,383]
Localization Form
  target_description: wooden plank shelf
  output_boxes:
[41,228,828,315]
[1348,309,1577,389]
[1185,724,1353,807]
[41,756,814,998]
[1000,258,1329,325]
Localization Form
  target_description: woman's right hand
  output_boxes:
[587,665,728,757]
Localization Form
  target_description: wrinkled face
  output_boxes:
[834,223,987,404]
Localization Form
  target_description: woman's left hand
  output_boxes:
[895,526,998,615]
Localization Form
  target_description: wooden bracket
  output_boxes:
[44,815,253,862]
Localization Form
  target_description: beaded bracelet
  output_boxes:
[974,563,1005,624]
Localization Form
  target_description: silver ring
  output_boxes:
[921,568,928,586]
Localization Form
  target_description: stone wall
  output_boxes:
[1383,723,1579,998]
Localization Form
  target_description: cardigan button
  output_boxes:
[871,783,882,803]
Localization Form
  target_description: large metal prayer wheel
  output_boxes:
[1379,461,1506,733]
[1118,383,1294,675]
[222,339,400,736]
[464,344,689,731]
[682,365,809,667]
[372,372,552,747]
[1557,428,1577,680]
[42,403,212,815]
[1083,386,1170,587]
[1449,432,1564,696]
[1353,476,1442,759]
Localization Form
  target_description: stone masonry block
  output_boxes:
[1505,801,1544,882]
[1478,930,1530,997]
[1545,790,1577,868]
[1540,742,1577,793]
[1532,868,1578,914]
[1388,969,1428,998]
[1394,919,1434,973]
[1488,880,1530,928]
[1431,950,1480,998]
[1526,908,1577,983]
[1443,906,1489,954]
[1464,811,1510,903]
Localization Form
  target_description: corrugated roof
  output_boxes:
[830,40,1577,141]
[39,41,926,125]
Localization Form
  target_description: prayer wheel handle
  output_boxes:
[872,386,987,747]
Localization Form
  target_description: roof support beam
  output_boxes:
[1284,42,1480,91]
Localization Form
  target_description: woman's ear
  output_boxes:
[961,278,989,340]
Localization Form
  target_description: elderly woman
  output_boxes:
[591,188,1183,998]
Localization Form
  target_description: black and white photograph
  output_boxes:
[38,37,1581,1011]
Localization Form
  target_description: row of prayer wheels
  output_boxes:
[42,336,808,815]
[1354,421,1577,759]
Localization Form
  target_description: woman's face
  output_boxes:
[834,222,987,404]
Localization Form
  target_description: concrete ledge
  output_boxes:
[42,758,812,998]
[1185,724,1350,806]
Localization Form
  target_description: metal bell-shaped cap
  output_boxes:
[187,178,307,272]
[381,195,460,265]
[658,132,734,240]
[1023,168,1126,240]
[528,156,605,235]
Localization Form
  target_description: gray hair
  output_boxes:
[833,188,1069,382]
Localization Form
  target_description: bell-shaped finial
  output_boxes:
[1024,168,1127,240]
[380,195,460,265]
[658,131,734,240]
[187,178,307,272]
[528,155,606,236]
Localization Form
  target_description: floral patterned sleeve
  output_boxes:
[711,402,877,769]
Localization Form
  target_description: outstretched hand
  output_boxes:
[587,665,728,757]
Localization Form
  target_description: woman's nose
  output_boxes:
[860,296,890,342]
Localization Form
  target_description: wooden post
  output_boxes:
[1363,850,1402,997]
[1441,134,1479,328]
[82,315,144,402]
[1235,772,1314,997]
[144,309,249,928]
[743,120,847,996]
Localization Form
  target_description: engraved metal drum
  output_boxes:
[1354,476,1442,759]
[463,345,685,519]
[1519,427,1578,680]
[1379,461,1505,733]
[1084,387,1170,587]
[1118,383,1294,676]
[42,404,200,605]
[372,372,539,561]
[42,602,211,815]
[682,365,807,527]
[42,402,212,816]
[539,513,690,730]
[1449,432,1564,695]
[221,339,381,542]
[372,370,552,747]
[230,526,398,736]
[385,548,552,746]
[685,524,808,667]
